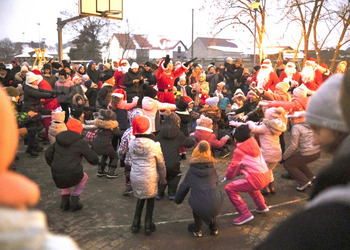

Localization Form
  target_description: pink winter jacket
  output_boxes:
[247,119,287,163]
[225,137,271,190]
[191,127,228,156]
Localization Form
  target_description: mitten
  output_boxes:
[163,55,170,68]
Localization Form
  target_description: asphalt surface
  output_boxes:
[14,131,332,250]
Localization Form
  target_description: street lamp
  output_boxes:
[250,1,260,67]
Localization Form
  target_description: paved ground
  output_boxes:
[14,131,332,250]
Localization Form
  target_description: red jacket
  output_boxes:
[114,70,126,90]
[39,79,60,111]
[268,97,309,114]
[279,70,301,83]
[192,127,228,155]
[225,137,271,190]
[303,70,323,91]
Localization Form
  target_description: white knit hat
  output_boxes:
[131,62,139,69]
[205,97,219,107]
[26,72,41,84]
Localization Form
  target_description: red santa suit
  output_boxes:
[279,61,301,84]
[155,59,187,104]
[301,58,323,91]
[114,58,129,90]
[255,59,280,92]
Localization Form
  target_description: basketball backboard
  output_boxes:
[79,0,123,20]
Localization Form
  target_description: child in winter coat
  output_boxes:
[282,112,321,191]
[48,111,67,144]
[96,73,115,110]
[129,115,167,236]
[54,69,73,122]
[232,107,287,195]
[175,140,224,237]
[155,109,195,200]
[191,115,230,156]
[45,118,99,211]
[175,97,192,159]
[227,89,246,122]
[224,125,271,225]
[92,109,122,178]
[118,109,144,196]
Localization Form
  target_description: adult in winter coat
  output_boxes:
[129,115,167,236]
[155,110,195,200]
[114,58,130,90]
[22,72,59,157]
[45,118,99,211]
[141,61,157,86]
[155,55,192,104]
[42,63,56,89]
[86,60,99,85]
[175,140,224,237]
[124,62,144,106]
[224,125,271,226]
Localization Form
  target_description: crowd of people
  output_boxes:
[0,54,349,246]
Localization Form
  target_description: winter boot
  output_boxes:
[233,202,254,226]
[97,163,107,177]
[60,194,70,211]
[70,196,83,212]
[131,199,145,233]
[25,146,39,157]
[268,181,276,195]
[107,166,119,179]
[144,198,156,236]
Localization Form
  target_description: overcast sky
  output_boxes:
[0,0,212,48]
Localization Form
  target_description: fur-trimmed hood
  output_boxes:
[262,118,287,133]
[72,93,84,105]
[94,118,118,130]
[200,106,220,113]
[190,156,215,164]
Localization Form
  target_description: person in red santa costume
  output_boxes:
[317,63,332,83]
[253,59,280,92]
[279,60,301,87]
[114,58,130,91]
[155,55,196,104]
[300,57,323,91]
[32,69,61,143]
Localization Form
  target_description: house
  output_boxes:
[185,37,243,60]
[103,33,188,63]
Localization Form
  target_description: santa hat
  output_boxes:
[66,118,83,135]
[119,58,128,65]
[275,81,290,92]
[182,96,194,105]
[306,57,317,65]
[112,89,126,100]
[286,60,296,68]
[205,96,219,107]
[72,75,80,82]
[143,84,157,98]
[26,72,41,84]
[319,63,328,70]
[196,115,213,129]
[293,85,308,98]
[111,92,124,99]
[132,115,151,135]
[131,62,139,69]
[164,109,181,128]
[51,111,65,122]
[261,59,272,67]
[31,69,41,75]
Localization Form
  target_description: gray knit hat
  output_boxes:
[305,74,348,133]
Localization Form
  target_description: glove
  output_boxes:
[163,55,170,68]
[224,135,230,140]
[51,90,60,97]
[221,177,227,183]
[184,57,198,67]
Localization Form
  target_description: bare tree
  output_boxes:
[202,0,267,62]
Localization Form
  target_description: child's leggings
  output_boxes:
[61,172,88,196]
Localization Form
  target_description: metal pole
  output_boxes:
[253,9,257,67]
[57,18,63,62]
[191,9,194,59]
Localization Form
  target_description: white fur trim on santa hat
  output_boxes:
[111,92,124,98]
[286,61,296,67]
[262,59,272,66]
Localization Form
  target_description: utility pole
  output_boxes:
[57,15,87,62]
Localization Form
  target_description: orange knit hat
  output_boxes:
[66,118,83,135]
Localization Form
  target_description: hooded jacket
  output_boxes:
[247,118,286,163]
[156,123,195,176]
[45,130,99,189]
[92,119,121,155]
[225,137,271,190]
[175,156,224,222]
[192,127,228,155]
[129,134,166,199]
[124,68,144,104]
